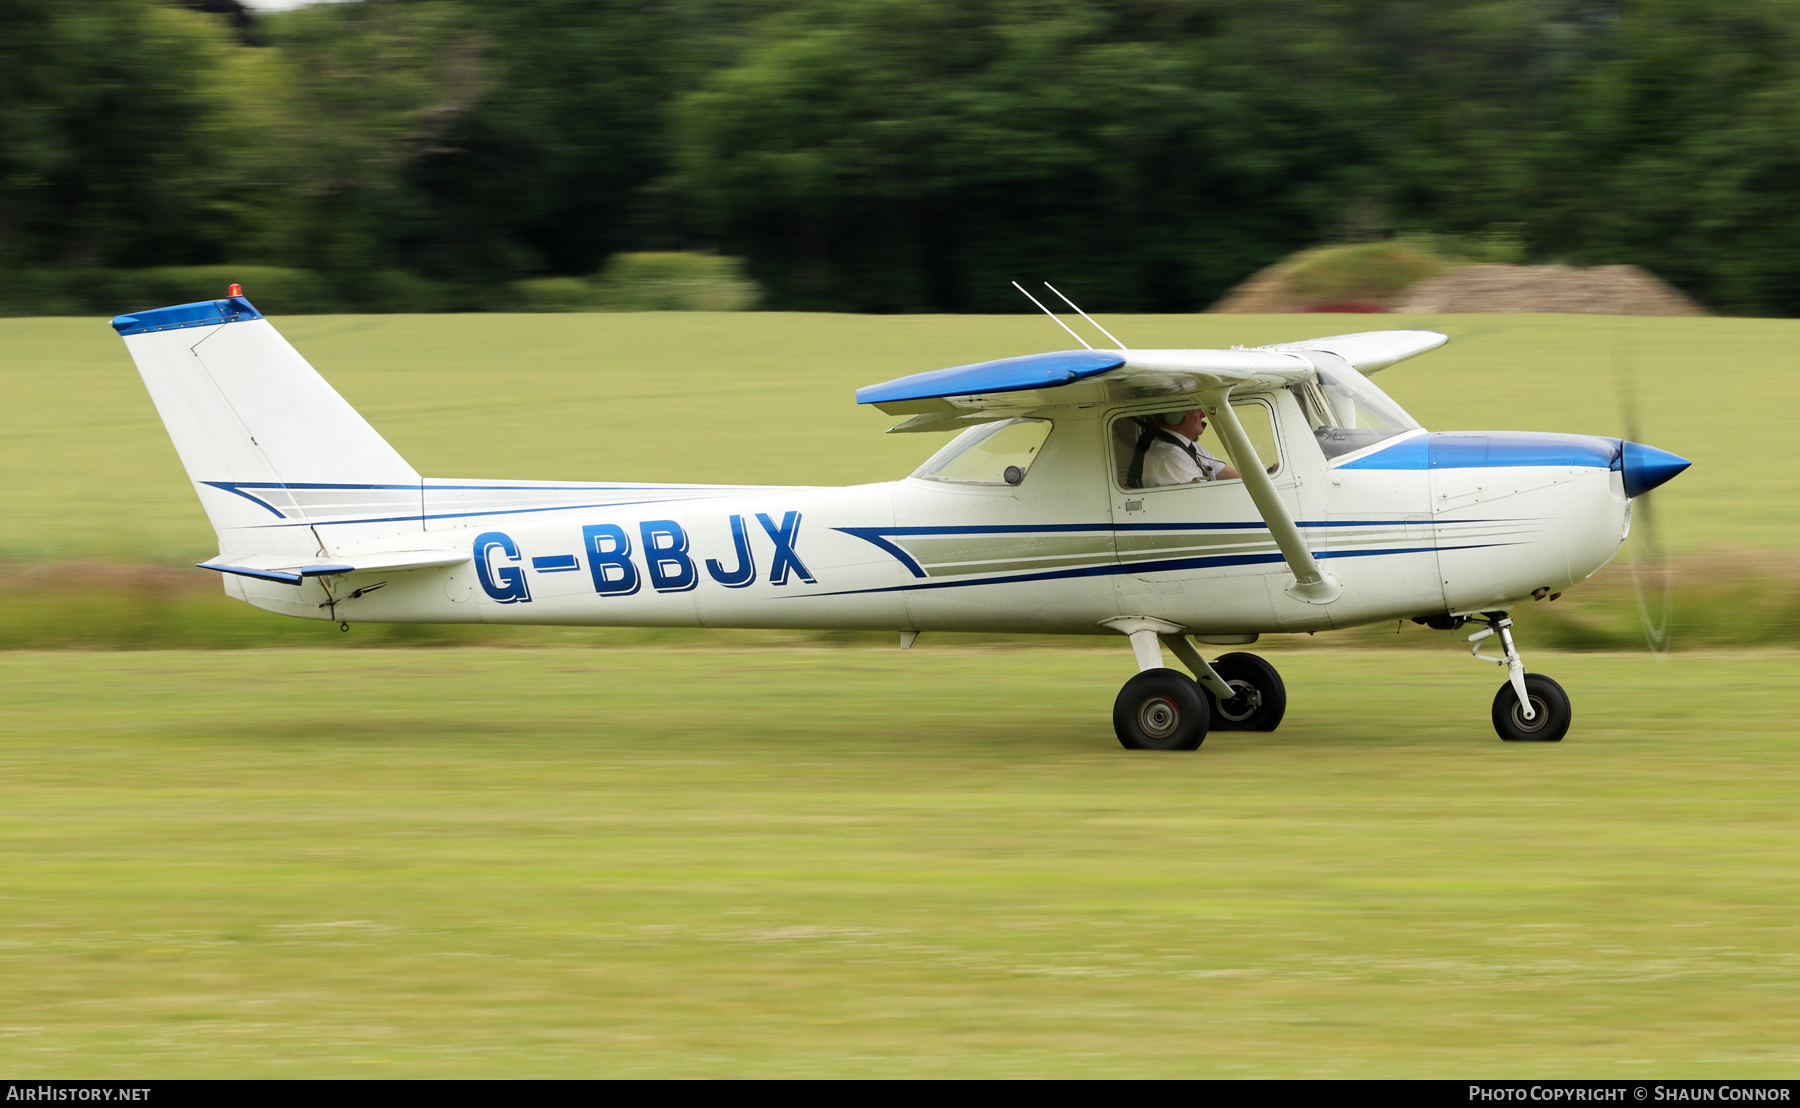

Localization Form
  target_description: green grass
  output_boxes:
[3,313,1795,1073]
[0,311,1783,564]
[5,553,1797,652]
[2,645,1797,1077]
[0,309,1787,649]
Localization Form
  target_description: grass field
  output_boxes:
[3,645,1797,1077]
[2,311,1796,1076]
[3,309,1794,650]
[1,311,1790,564]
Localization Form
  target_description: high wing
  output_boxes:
[858,348,1311,422]
[1256,329,1448,375]
[857,329,1447,425]
[857,329,1450,607]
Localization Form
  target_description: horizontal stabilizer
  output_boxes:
[199,549,469,586]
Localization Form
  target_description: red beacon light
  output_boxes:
[227,283,243,297]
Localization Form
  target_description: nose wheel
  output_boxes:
[1461,612,1573,742]
[1492,673,1571,742]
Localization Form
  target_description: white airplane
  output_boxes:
[114,286,1689,750]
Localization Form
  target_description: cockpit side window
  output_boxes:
[1293,364,1421,460]
[1111,400,1281,490]
[913,417,1053,485]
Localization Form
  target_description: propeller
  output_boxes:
[1617,326,1676,656]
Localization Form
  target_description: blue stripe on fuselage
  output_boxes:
[1338,431,1621,471]
[834,520,1469,579]
[801,542,1512,598]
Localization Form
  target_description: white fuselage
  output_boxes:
[222,392,1631,636]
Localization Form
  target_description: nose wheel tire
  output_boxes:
[1491,673,1571,742]
[1114,669,1210,751]
[1204,652,1287,732]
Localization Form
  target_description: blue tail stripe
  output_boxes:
[113,297,263,336]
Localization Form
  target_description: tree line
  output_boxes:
[3,0,1799,315]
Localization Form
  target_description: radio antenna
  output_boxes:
[1011,281,1092,350]
[1044,282,1126,350]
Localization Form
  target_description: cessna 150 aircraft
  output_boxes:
[114,286,1689,750]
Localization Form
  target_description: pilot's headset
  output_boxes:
[1136,410,1189,434]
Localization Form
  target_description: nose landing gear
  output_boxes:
[1467,612,1571,742]
[1492,673,1571,742]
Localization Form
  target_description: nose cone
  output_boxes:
[1621,441,1691,498]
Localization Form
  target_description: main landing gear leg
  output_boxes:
[1101,617,1209,751]
[1468,612,1572,742]
[1161,634,1287,733]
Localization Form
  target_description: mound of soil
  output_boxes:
[1391,264,1703,315]
[1207,243,1447,314]
[1210,257,1704,316]
[1206,263,1313,313]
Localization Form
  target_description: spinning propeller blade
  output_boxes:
[1618,328,1673,657]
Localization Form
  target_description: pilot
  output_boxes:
[1134,409,1241,487]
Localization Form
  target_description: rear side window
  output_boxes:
[914,418,1053,485]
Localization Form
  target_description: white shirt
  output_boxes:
[1141,430,1227,487]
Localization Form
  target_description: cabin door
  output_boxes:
[1106,397,1308,582]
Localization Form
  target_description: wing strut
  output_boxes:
[1204,389,1342,605]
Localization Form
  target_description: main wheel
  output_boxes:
[1492,673,1571,742]
[1205,652,1287,732]
[1114,669,1210,751]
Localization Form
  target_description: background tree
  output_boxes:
[233,1,493,290]
[398,0,750,284]
[0,0,235,269]
[8,0,1800,315]
[1529,0,1800,315]
[677,0,1385,312]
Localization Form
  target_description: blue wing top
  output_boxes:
[855,350,1125,406]
[855,330,1447,419]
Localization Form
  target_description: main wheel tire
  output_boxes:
[1492,673,1571,742]
[1114,668,1210,751]
[1204,652,1288,732]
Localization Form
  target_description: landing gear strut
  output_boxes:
[1102,617,1287,750]
[1203,652,1287,732]
[1466,612,1571,743]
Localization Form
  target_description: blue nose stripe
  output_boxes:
[1340,432,1623,470]
[1621,441,1691,498]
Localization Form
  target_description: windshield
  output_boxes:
[1291,364,1420,459]
[913,418,1052,485]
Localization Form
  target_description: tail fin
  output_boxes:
[114,295,421,558]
